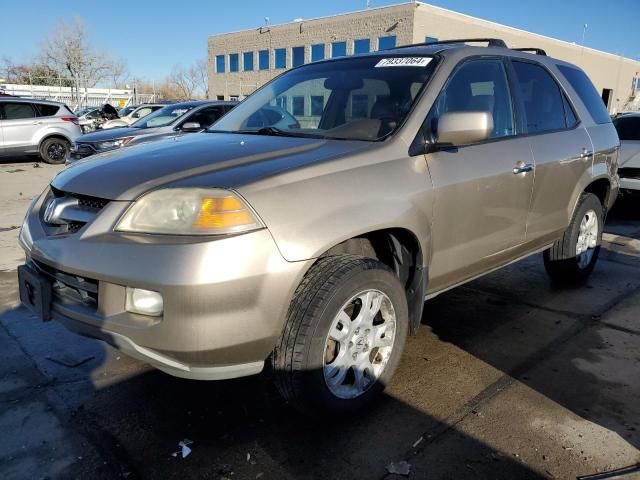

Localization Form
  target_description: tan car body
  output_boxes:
[19,45,619,380]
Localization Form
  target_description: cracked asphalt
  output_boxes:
[0,160,639,479]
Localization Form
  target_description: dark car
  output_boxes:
[67,101,236,162]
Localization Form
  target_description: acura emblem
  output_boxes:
[43,197,79,225]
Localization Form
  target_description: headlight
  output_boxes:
[95,137,134,151]
[116,188,264,235]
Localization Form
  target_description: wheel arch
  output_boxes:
[38,133,73,150]
[320,227,427,335]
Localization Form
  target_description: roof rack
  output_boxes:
[513,47,547,56]
[396,38,508,49]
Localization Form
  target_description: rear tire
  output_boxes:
[272,255,408,415]
[543,193,603,284]
[39,137,69,164]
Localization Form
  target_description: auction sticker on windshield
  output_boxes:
[375,57,432,67]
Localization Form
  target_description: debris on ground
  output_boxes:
[33,163,41,168]
[171,439,193,458]
[386,460,411,476]
[45,355,95,368]
[412,436,423,448]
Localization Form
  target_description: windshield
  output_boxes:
[131,104,194,129]
[210,55,436,141]
[75,107,93,116]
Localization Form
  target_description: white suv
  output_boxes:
[0,98,82,164]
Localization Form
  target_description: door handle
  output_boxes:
[32,121,43,125]
[513,163,534,174]
[579,149,593,159]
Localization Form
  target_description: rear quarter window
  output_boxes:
[557,65,611,125]
[35,104,60,117]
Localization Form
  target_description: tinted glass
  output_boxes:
[558,65,611,124]
[424,36,438,44]
[614,116,640,141]
[425,59,514,140]
[3,102,36,120]
[292,46,305,67]
[275,48,286,69]
[354,39,371,55]
[331,42,347,58]
[216,55,225,73]
[311,44,325,62]
[211,55,437,141]
[378,36,397,50]
[187,106,224,128]
[512,61,566,133]
[243,52,254,71]
[259,50,269,70]
[229,53,239,72]
[36,104,60,117]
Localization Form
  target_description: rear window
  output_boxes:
[557,65,611,124]
[613,115,640,141]
[35,104,60,117]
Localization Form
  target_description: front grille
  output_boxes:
[31,259,98,308]
[44,188,110,235]
[619,167,640,180]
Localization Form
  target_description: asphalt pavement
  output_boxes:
[0,160,638,479]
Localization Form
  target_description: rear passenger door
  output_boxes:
[509,60,594,241]
[424,58,535,290]
[1,102,39,152]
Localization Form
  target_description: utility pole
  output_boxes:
[579,23,588,66]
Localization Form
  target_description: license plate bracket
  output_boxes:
[18,264,52,321]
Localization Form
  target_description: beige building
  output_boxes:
[208,1,640,113]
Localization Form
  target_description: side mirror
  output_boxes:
[435,111,493,147]
[181,122,202,132]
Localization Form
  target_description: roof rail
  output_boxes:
[396,38,508,49]
[513,47,547,56]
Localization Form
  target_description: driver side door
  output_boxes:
[423,58,535,292]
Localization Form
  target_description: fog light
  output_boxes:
[126,287,163,316]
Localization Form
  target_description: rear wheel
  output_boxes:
[272,255,408,415]
[544,193,603,284]
[39,137,69,164]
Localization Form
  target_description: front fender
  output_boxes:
[239,147,433,263]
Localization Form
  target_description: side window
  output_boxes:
[4,102,36,120]
[562,95,578,128]
[511,61,566,134]
[614,116,640,141]
[557,65,611,124]
[425,59,514,140]
[188,107,223,128]
[35,104,60,117]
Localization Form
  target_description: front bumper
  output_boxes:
[20,191,311,380]
[619,168,640,191]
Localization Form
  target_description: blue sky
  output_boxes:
[1,0,638,81]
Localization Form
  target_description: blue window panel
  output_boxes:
[274,48,287,69]
[354,38,370,55]
[215,55,225,73]
[331,41,347,58]
[311,44,325,62]
[424,36,439,44]
[292,46,305,67]
[229,53,239,72]
[243,51,254,71]
[378,35,397,50]
[258,50,269,70]
[311,95,324,116]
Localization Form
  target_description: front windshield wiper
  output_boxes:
[210,127,324,139]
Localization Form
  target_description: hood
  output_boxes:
[76,127,152,143]
[52,133,374,201]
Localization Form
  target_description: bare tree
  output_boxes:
[39,17,127,100]
[193,59,208,99]
[167,64,198,100]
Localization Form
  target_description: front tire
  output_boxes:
[272,255,408,415]
[544,192,603,284]
[39,137,69,164]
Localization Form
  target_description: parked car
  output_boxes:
[0,98,81,163]
[613,112,640,193]
[100,104,165,129]
[76,108,103,133]
[67,101,236,162]
[18,39,619,414]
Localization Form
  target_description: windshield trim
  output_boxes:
[207,53,440,142]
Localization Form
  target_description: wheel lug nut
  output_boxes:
[348,341,353,347]
[365,329,370,334]
[352,353,358,360]
[355,328,360,334]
